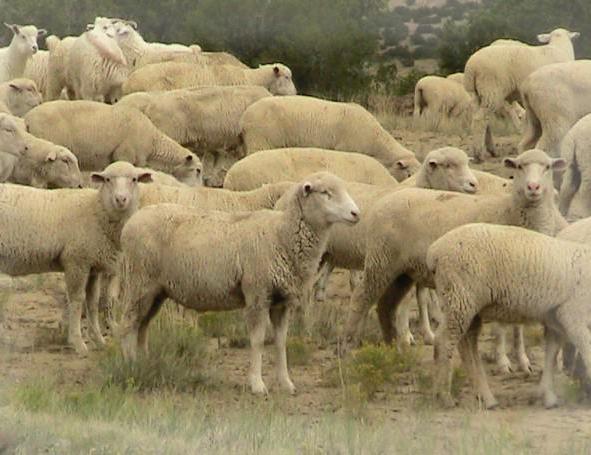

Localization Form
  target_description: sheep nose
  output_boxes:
[115,195,128,206]
[350,210,360,220]
[32,45,38,52]
[527,182,540,191]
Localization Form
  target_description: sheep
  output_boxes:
[413,75,472,122]
[0,23,47,83]
[556,114,591,219]
[117,172,360,394]
[24,100,199,174]
[0,112,28,181]
[133,48,247,69]
[239,95,420,182]
[122,62,296,96]
[82,162,202,188]
[0,78,42,116]
[223,147,398,191]
[117,86,271,186]
[23,50,49,98]
[9,131,81,188]
[66,17,128,102]
[0,161,152,354]
[46,35,76,101]
[427,223,591,409]
[521,60,591,178]
[464,28,579,160]
[446,72,464,85]
[341,150,567,357]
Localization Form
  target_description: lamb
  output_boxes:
[122,62,296,96]
[66,17,128,102]
[0,78,42,116]
[521,60,591,169]
[239,96,420,182]
[341,150,567,357]
[24,100,199,173]
[0,112,28,181]
[223,147,398,191]
[46,35,76,100]
[23,51,49,99]
[0,23,46,83]
[464,28,579,160]
[117,86,271,186]
[117,172,360,394]
[427,223,591,409]
[413,75,472,122]
[10,131,82,188]
[0,161,152,354]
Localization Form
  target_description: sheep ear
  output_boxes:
[569,31,580,40]
[86,24,95,31]
[427,159,438,169]
[396,160,409,170]
[91,172,106,183]
[301,182,313,197]
[537,33,551,43]
[37,29,47,37]
[137,172,153,183]
[551,158,567,172]
[273,66,280,77]
[127,20,138,30]
[4,23,18,34]
[8,83,21,92]
[45,150,57,162]
[503,158,518,169]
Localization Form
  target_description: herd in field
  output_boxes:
[2,15,591,409]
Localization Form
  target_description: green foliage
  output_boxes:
[198,311,249,348]
[438,0,591,73]
[286,337,313,366]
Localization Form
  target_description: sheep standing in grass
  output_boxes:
[0,23,46,83]
[24,100,199,173]
[67,17,128,102]
[239,96,420,182]
[118,172,360,394]
[413,75,472,123]
[342,150,566,359]
[428,223,591,409]
[122,62,296,96]
[0,113,28,181]
[0,78,42,116]
[0,161,152,354]
[224,148,397,190]
[464,28,579,160]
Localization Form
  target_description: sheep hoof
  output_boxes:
[518,356,533,374]
[250,379,269,395]
[485,400,500,410]
[280,380,297,395]
[70,338,88,356]
[496,355,513,374]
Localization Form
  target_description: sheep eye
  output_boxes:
[517,164,522,170]
[132,177,138,182]
[105,177,111,182]
[545,165,550,170]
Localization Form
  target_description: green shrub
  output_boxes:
[198,310,249,348]
[287,337,313,366]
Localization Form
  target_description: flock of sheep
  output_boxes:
[1,15,591,409]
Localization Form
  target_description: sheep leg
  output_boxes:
[244,296,270,395]
[471,108,495,161]
[270,304,295,394]
[137,294,166,356]
[376,275,414,345]
[417,286,436,345]
[464,316,498,409]
[558,164,579,217]
[313,258,334,302]
[539,327,562,408]
[556,306,591,387]
[63,266,90,355]
[85,272,106,347]
[493,324,513,374]
[395,292,415,346]
[536,120,570,161]
[433,316,461,408]
[504,101,523,131]
[513,325,533,373]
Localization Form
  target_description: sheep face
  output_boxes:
[172,159,203,186]
[504,149,566,202]
[391,156,420,182]
[7,79,42,117]
[0,113,27,157]
[268,64,297,96]
[88,17,117,39]
[42,147,82,189]
[4,24,46,55]
[425,147,478,194]
[297,172,360,227]
[91,161,153,214]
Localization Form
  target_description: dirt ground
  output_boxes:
[1,126,591,453]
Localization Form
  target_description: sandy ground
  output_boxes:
[1,126,591,452]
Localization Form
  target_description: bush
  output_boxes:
[198,311,249,348]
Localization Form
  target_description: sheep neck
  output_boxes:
[247,67,272,88]
[510,191,561,236]
[7,41,28,79]
[149,134,180,173]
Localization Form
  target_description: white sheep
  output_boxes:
[0,78,42,116]
[117,85,272,186]
[239,95,420,182]
[0,112,28,181]
[557,114,591,219]
[464,28,579,160]
[67,17,128,102]
[23,50,49,99]
[10,130,81,188]
[223,147,397,191]
[445,72,464,85]
[122,62,296,96]
[46,35,76,100]
[342,150,567,355]
[413,75,472,123]
[520,60,591,167]
[0,161,152,353]
[0,23,46,83]
[117,172,359,394]
[24,100,199,173]
[81,162,202,188]
[428,223,591,409]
